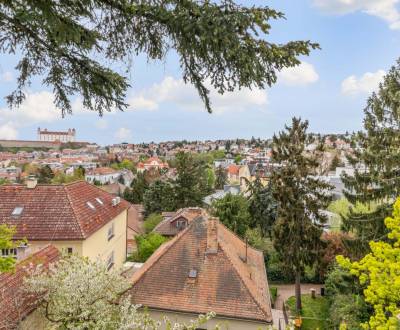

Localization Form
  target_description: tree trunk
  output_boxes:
[295,271,302,312]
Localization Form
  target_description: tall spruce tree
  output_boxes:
[341,61,400,257]
[271,117,332,312]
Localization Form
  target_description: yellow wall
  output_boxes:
[148,309,273,330]
[82,209,127,269]
[26,210,127,269]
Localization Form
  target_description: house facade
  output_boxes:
[136,157,169,173]
[37,128,76,142]
[85,167,122,185]
[128,214,273,329]
[0,179,130,269]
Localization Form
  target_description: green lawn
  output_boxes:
[286,294,330,330]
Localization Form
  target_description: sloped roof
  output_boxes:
[0,245,60,329]
[128,215,272,323]
[0,181,130,240]
[153,208,204,237]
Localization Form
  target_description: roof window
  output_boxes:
[95,198,104,205]
[188,269,197,278]
[12,206,24,216]
[86,202,96,210]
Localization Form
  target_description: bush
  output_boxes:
[269,286,278,307]
[143,213,163,233]
[329,294,368,329]
[136,233,167,262]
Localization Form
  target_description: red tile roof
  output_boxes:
[0,181,130,240]
[0,245,60,329]
[87,167,118,175]
[227,164,240,175]
[128,214,272,323]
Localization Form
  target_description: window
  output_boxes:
[67,247,73,255]
[107,223,115,241]
[107,251,114,270]
[95,197,103,205]
[11,206,24,216]
[86,201,95,210]
[1,248,17,259]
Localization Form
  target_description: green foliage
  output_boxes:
[286,295,330,330]
[337,198,400,329]
[143,180,176,215]
[271,117,333,310]
[135,233,168,262]
[211,193,250,237]
[0,1,317,115]
[37,165,55,184]
[248,178,277,237]
[214,166,227,190]
[0,225,24,273]
[0,178,9,185]
[111,159,135,172]
[124,172,149,204]
[329,294,368,329]
[269,286,278,305]
[143,213,163,234]
[52,168,85,184]
[341,61,400,256]
[174,152,211,208]
[234,154,243,164]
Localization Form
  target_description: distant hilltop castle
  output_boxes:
[37,127,76,143]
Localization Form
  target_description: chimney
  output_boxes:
[26,176,38,189]
[206,217,218,254]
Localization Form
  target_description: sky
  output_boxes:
[1,0,400,145]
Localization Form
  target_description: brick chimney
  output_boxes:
[26,176,38,189]
[206,217,219,254]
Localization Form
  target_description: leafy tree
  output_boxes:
[247,178,277,237]
[37,165,55,184]
[337,198,400,330]
[143,180,176,215]
[0,225,25,273]
[341,61,400,256]
[25,254,215,329]
[1,1,317,116]
[0,178,9,185]
[52,168,85,184]
[124,172,149,204]
[270,117,333,312]
[211,193,250,237]
[143,213,163,234]
[174,152,209,208]
[234,154,243,165]
[214,166,227,190]
[329,154,343,171]
[135,233,168,262]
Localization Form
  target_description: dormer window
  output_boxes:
[86,202,95,210]
[11,206,24,216]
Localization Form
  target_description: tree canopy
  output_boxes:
[1,0,318,115]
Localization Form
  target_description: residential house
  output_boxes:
[0,245,60,330]
[226,164,240,184]
[136,157,169,173]
[127,214,273,330]
[203,185,241,206]
[85,167,122,185]
[153,208,205,237]
[0,178,130,269]
[127,204,145,254]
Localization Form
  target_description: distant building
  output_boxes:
[37,127,76,142]
[136,157,169,173]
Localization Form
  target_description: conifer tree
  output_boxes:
[271,117,332,312]
[341,61,400,257]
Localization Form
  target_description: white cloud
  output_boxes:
[1,71,13,82]
[341,70,385,95]
[127,76,268,114]
[313,0,400,29]
[115,127,132,141]
[278,61,319,86]
[0,122,18,140]
[95,119,108,129]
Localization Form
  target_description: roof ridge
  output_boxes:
[130,221,194,286]
[218,240,272,322]
[63,184,86,239]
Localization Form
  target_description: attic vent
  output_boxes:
[12,206,24,216]
[95,198,104,205]
[86,202,96,210]
[188,269,197,278]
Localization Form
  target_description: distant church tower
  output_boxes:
[37,128,76,142]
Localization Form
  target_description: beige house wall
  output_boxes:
[82,210,127,269]
[25,210,127,269]
[148,309,273,330]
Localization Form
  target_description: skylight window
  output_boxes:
[95,198,103,205]
[86,202,96,210]
[12,206,24,216]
